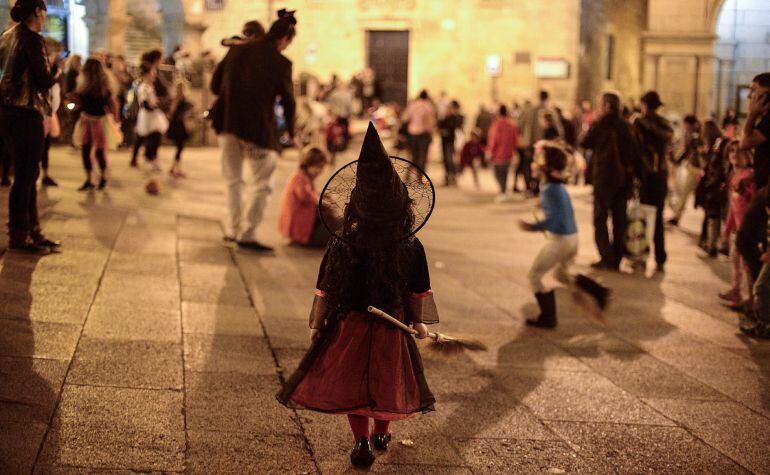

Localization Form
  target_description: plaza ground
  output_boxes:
[0,140,769,473]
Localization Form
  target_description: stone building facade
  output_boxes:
[0,0,765,118]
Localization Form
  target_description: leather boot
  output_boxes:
[527,291,557,328]
[575,274,611,310]
[350,437,375,468]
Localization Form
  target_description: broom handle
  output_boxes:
[367,306,436,339]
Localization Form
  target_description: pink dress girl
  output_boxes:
[721,167,756,306]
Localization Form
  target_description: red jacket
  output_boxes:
[279,170,319,244]
[487,117,519,164]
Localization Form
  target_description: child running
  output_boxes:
[74,58,118,190]
[720,140,756,309]
[518,145,578,328]
[459,128,485,189]
[277,124,438,469]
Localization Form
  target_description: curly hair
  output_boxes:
[320,181,415,319]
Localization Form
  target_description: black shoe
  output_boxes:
[78,180,95,191]
[666,218,679,226]
[237,240,274,252]
[655,263,666,273]
[708,248,718,258]
[350,437,375,469]
[33,236,62,249]
[526,291,557,329]
[575,274,611,310]
[98,178,107,190]
[41,176,58,187]
[8,240,51,255]
[372,433,392,451]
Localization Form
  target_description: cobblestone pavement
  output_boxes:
[1,142,769,474]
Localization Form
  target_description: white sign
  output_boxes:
[486,54,502,78]
[534,58,570,79]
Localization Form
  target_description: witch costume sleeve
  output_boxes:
[277,123,437,419]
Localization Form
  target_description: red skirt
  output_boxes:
[277,311,435,420]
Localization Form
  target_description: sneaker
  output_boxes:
[78,180,95,191]
[237,240,274,253]
[41,176,58,187]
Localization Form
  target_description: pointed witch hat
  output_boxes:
[319,123,435,245]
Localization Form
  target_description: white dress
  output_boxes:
[135,82,168,137]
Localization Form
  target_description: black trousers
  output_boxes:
[440,137,457,183]
[408,133,432,170]
[640,172,668,265]
[143,132,162,161]
[174,138,186,162]
[0,134,9,180]
[515,147,533,191]
[0,107,44,240]
[737,186,768,281]
[82,143,107,173]
[131,132,144,163]
[594,187,628,268]
[42,135,51,171]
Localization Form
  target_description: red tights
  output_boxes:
[347,415,391,440]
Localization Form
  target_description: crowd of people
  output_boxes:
[2,1,770,470]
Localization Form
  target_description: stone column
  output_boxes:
[106,0,128,56]
[83,0,109,53]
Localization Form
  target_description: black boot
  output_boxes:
[350,437,375,468]
[575,274,611,310]
[372,433,392,451]
[526,291,557,328]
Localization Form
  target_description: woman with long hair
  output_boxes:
[695,119,727,254]
[73,57,118,190]
[0,0,61,253]
[278,124,439,469]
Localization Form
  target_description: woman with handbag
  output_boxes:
[73,57,119,190]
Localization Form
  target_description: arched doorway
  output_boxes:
[713,0,770,119]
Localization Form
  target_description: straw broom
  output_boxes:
[367,306,487,356]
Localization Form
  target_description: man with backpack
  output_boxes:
[581,92,646,271]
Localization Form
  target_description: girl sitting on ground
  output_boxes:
[278,147,330,248]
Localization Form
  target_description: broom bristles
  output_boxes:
[426,332,488,355]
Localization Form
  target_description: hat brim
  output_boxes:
[318,156,435,244]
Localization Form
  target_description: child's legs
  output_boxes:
[373,419,391,435]
[554,235,579,285]
[528,238,565,293]
[145,132,161,161]
[95,148,107,173]
[81,143,93,175]
[730,236,742,292]
[174,139,185,162]
[347,415,369,440]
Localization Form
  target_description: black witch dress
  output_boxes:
[277,238,438,420]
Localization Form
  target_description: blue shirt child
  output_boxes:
[530,181,578,235]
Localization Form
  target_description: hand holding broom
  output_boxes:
[367,306,487,356]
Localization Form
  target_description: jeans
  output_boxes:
[594,187,628,268]
[0,107,44,241]
[219,133,278,242]
[737,186,768,281]
[493,163,510,193]
[640,172,667,265]
[408,133,432,170]
[671,163,699,220]
[528,233,578,292]
[440,137,456,183]
[516,147,533,192]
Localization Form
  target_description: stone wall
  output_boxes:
[199,0,582,114]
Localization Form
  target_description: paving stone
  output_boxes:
[455,438,595,474]
[181,301,263,337]
[0,356,68,423]
[546,421,747,474]
[106,253,178,278]
[186,431,316,474]
[505,369,676,426]
[177,216,224,242]
[92,286,180,312]
[183,333,276,375]
[577,352,727,400]
[68,337,183,390]
[185,372,298,435]
[181,283,251,306]
[0,421,48,473]
[0,319,80,360]
[83,305,181,343]
[178,239,233,265]
[261,316,313,350]
[643,398,770,474]
[683,365,770,417]
[39,384,184,471]
[0,291,92,325]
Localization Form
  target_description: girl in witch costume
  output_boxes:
[277,123,439,469]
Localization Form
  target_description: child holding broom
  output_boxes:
[277,123,439,469]
[519,144,610,328]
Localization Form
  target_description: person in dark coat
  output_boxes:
[582,92,645,271]
[210,9,297,252]
[633,90,673,270]
[0,0,62,253]
[437,100,463,186]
